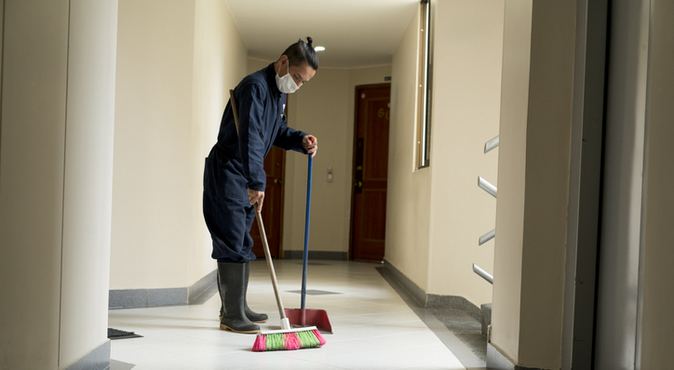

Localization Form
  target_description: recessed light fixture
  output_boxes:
[314,46,326,52]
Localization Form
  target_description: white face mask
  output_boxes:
[275,62,299,94]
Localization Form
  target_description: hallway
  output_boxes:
[109,261,468,369]
[3,1,673,369]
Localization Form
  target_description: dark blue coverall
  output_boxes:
[203,64,307,262]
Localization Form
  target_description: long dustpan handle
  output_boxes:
[255,208,290,329]
[301,155,313,310]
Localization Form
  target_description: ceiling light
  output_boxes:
[314,46,326,52]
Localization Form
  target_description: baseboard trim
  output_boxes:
[109,288,187,309]
[188,269,218,304]
[428,294,482,321]
[381,259,428,306]
[381,259,483,320]
[283,250,348,260]
[65,340,110,370]
[487,343,546,370]
[109,269,219,309]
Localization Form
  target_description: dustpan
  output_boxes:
[285,155,333,333]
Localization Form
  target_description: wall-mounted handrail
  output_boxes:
[484,135,500,153]
[472,264,494,284]
[475,135,497,287]
[479,229,496,245]
[478,176,497,198]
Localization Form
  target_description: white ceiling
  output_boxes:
[225,0,419,68]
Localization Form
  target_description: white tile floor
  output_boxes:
[109,260,466,370]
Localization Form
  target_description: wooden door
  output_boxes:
[350,84,390,261]
[251,147,285,258]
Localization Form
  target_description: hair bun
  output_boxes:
[306,36,313,47]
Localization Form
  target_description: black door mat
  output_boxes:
[108,328,143,340]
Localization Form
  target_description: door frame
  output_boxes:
[348,83,391,261]
[561,0,609,368]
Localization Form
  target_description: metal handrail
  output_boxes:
[475,135,498,286]
[478,176,497,198]
[472,264,494,284]
[484,135,500,153]
[479,229,496,245]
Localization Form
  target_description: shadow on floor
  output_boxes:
[376,267,487,370]
[110,359,135,370]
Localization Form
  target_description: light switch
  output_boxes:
[327,168,334,183]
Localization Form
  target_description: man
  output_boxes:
[203,37,319,334]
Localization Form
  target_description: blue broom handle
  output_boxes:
[301,155,313,310]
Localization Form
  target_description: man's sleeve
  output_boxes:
[237,83,267,191]
[273,119,307,153]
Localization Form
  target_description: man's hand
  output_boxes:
[247,189,265,212]
[303,135,318,157]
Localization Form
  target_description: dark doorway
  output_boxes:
[251,145,286,258]
[350,84,391,261]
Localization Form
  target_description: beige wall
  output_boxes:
[491,1,576,368]
[247,58,391,257]
[425,0,503,305]
[385,1,505,305]
[518,3,575,367]
[0,0,3,179]
[385,7,432,291]
[189,0,247,283]
[638,0,674,367]
[0,0,2,154]
[59,1,118,366]
[247,58,268,75]
[0,2,68,367]
[111,0,247,289]
[112,0,196,289]
[0,1,118,368]
[285,67,351,254]
[490,1,531,362]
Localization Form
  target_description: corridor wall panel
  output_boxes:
[0,1,69,368]
[111,0,247,290]
[59,0,118,367]
[426,0,504,307]
[0,0,118,368]
[491,1,576,368]
[385,7,433,291]
[636,0,674,367]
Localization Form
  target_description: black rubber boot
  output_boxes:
[243,262,268,323]
[219,263,268,323]
[217,262,260,334]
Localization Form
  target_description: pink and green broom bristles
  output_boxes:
[247,209,326,352]
[252,325,326,352]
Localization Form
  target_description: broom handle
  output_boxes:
[301,155,313,310]
[230,89,287,321]
[255,209,287,320]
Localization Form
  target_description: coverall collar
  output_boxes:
[266,63,283,98]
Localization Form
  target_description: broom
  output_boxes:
[251,208,325,351]
[227,89,324,351]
